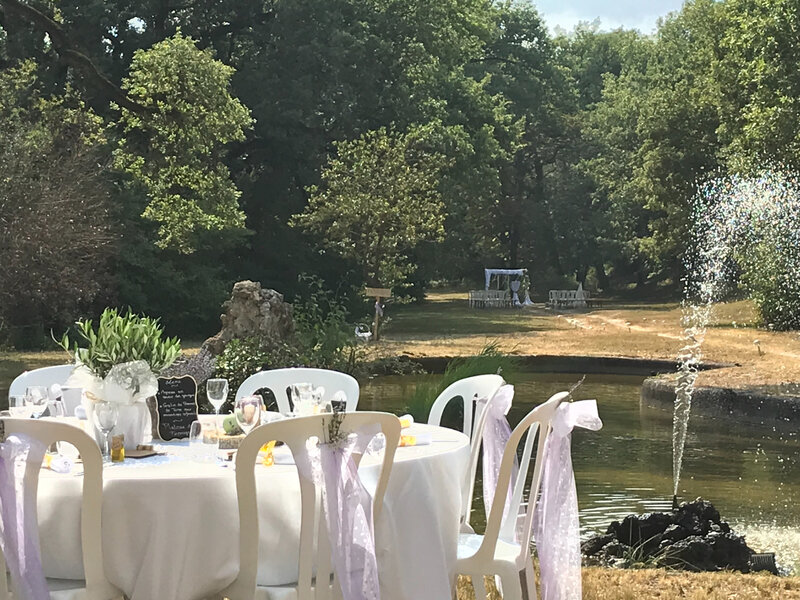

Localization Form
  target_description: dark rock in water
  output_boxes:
[582,498,760,574]
[661,535,717,572]
[582,534,615,556]
[602,541,629,558]
[662,523,690,543]
[710,533,752,573]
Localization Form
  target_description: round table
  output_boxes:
[37,423,469,600]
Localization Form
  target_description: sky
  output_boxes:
[534,0,686,34]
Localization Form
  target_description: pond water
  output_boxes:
[360,372,800,572]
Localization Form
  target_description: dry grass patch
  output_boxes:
[456,568,800,600]
[383,295,800,390]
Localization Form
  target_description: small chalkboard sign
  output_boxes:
[155,376,198,440]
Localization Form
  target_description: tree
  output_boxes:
[582,0,725,283]
[292,128,447,288]
[0,63,114,345]
[114,32,253,252]
[718,0,800,170]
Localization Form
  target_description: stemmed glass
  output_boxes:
[93,401,119,463]
[206,378,229,422]
[25,386,49,419]
[234,395,262,436]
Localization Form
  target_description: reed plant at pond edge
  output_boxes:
[405,341,519,421]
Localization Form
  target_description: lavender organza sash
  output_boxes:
[296,425,381,600]
[0,433,50,600]
[533,400,602,600]
[480,385,518,522]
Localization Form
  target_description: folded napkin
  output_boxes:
[272,446,295,465]
[399,432,431,447]
[43,453,73,474]
[399,414,414,429]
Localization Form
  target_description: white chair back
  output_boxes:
[0,418,121,599]
[234,368,360,413]
[224,412,401,600]
[427,374,505,439]
[471,391,570,565]
[427,374,504,530]
[8,364,75,399]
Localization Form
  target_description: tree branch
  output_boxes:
[0,0,147,113]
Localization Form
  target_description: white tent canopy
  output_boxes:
[484,268,527,290]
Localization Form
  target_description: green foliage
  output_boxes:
[292,127,448,289]
[738,241,800,331]
[405,342,519,421]
[719,0,800,170]
[0,62,114,344]
[57,308,182,378]
[292,274,364,373]
[213,338,290,400]
[215,275,366,395]
[114,32,253,252]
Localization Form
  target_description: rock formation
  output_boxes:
[581,498,772,574]
[202,281,294,355]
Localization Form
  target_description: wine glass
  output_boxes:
[25,386,49,418]
[206,378,229,425]
[234,395,262,436]
[93,401,119,463]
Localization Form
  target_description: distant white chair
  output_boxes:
[427,374,505,529]
[222,412,401,600]
[456,391,570,600]
[234,368,360,413]
[8,364,75,399]
[0,418,123,600]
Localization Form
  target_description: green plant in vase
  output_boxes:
[57,308,181,448]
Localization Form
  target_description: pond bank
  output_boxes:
[642,376,800,426]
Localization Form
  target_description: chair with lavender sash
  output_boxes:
[0,418,123,600]
[455,391,569,600]
[427,375,505,531]
[222,411,401,600]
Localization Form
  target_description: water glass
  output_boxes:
[189,420,219,463]
[25,386,49,418]
[93,401,119,463]
[9,395,30,418]
[234,395,262,435]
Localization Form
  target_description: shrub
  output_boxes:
[405,342,519,420]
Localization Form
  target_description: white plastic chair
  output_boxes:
[222,411,401,600]
[8,364,75,399]
[0,418,123,600]
[456,391,570,600]
[427,374,505,439]
[427,375,505,530]
[234,368,360,413]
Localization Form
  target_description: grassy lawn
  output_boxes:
[380,292,800,390]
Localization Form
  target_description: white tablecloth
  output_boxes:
[37,424,469,600]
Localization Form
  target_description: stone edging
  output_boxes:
[641,376,800,425]
[410,354,799,425]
